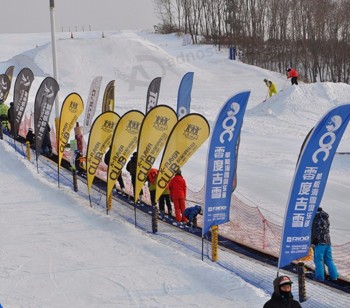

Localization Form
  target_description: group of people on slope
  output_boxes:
[124,152,202,227]
[262,67,299,101]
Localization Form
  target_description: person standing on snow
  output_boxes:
[7,102,14,136]
[263,79,277,97]
[311,207,338,281]
[159,184,172,219]
[169,170,188,224]
[104,148,125,194]
[286,67,298,85]
[263,275,301,308]
[41,123,52,156]
[147,168,158,205]
[126,152,143,201]
[25,128,35,146]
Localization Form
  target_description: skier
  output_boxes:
[286,67,298,85]
[183,205,202,228]
[263,275,301,308]
[311,207,338,281]
[263,79,277,98]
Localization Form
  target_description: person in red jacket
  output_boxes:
[169,170,188,223]
[286,67,298,85]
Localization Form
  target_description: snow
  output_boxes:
[1,30,350,307]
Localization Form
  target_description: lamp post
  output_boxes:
[49,0,60,128]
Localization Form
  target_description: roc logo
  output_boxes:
[126,120,141,134]
[102,120,116,133]
[183,124,200,140]
[153,116,169,131]
[68,101,79,113]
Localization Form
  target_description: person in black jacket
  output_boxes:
[25,128,35,146]
[104,148,125,194]
[7,102,14,136]
[311,207,338,281]
[126,152,143,200]
[263,275,301,308]
[41,124,52,156]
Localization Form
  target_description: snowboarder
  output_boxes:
[263,79,277,98]
[263,275,301,308]
[311,207,338,281]
[286,67,298,85]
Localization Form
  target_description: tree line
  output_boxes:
[154,0,350,83]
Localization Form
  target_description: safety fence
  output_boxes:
[18,115,350,282]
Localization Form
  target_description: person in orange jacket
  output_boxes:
[286,67,298,85]
[169,170,188,223]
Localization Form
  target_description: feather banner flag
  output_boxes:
[86,111,120,195]
[102,80,115,113]
[0,74,11,103]
[13,68,34,138]
[4,65,15,101]
[145,77,161,114]
[83,76,102,135]
[176,72,194,119]
[34,77,60,162]
[57,93,84,172]
[202,91,250,236]
[106,110,144,211]
[134,105,177,203]
[278,104,350,269]
[155,113,210,202]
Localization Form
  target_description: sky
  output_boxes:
[0,0,158,34]
[1,30,350,307]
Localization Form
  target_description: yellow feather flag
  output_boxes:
[57,93,84,171]
[102,80,115,112]
[134,105,177,203]
[106,110,144,210]
[86,111,120,194]
[155,113,210,202]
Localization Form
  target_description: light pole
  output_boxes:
[49,0,60,128]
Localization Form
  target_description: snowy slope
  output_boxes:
[1,29,350,307]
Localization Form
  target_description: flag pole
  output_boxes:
[49,0,60,134]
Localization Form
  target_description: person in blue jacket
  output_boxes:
[183,205,202,228]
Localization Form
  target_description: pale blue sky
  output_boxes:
[0,0,158,34]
